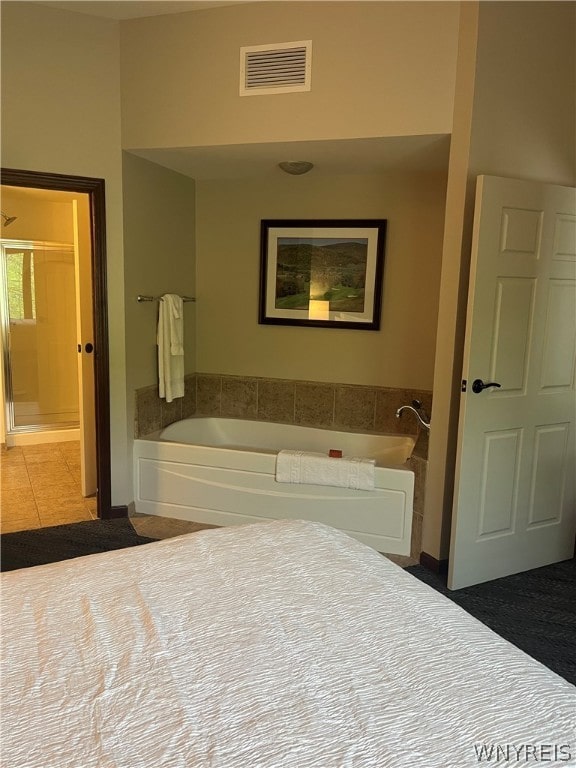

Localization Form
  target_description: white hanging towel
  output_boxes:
[275,450,375,491]
[157,294,184,403]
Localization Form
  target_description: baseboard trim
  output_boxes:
[100,505,129,520]
[419,551,449,575]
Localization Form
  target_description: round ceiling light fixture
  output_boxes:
[278,161,314,175]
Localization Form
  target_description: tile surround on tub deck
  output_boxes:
[294,382,335,428]
[221,377,258,420]
[375,388,432,435]
[135,373,432,453]
[135,375,195,438]
[160,396,182,429]
[334,385,377,432]
[135,385,162,437]
[257,379,296,423]
[195,374,221,416]
[182,375,196,419]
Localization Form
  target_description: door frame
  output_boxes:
[1,167,112,518]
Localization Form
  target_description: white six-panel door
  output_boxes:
[449,175,576,589]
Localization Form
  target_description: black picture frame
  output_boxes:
[259,219,386,330]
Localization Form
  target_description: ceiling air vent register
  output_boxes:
[240,41,312,96]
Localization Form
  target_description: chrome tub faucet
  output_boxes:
[395,400,431,431]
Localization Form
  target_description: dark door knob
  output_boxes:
[472,379,501,394]
[85,343,94,354]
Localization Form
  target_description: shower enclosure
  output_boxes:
[1,240,80,436]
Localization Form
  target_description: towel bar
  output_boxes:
[137,294,196,303]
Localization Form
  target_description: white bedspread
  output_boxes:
[1,520,574,768]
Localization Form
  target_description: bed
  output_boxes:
[1,519,574,767]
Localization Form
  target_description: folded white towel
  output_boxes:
[276,450,375,491]
[157,294,184,403]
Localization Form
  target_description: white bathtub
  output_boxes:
[133,418,415,554]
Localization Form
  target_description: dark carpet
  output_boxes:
[406,559,576,686]
[0,519,156,572]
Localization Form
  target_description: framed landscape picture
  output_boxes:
[259,219,387,330]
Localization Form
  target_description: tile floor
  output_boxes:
[131,514,218,540]
[0,441,97,533]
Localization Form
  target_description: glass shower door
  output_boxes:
[1,241,80,432]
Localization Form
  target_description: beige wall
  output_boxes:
[196,170,447,389]
[120,1,459,149]
[424,0,576,560]
[122,152,197,439]
[470,1,576,188]
[0,195,74,244]
[0,2,129,504]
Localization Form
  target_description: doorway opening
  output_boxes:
[2,238,82,433]
[1,168,111,520]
